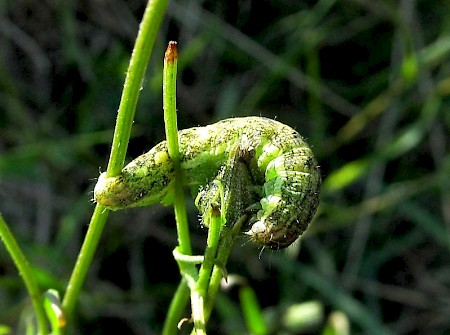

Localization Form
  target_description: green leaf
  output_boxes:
[239,285,268,335]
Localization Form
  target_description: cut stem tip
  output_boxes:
[165,41,178,63]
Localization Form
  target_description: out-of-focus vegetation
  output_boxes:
[0,0,449,334]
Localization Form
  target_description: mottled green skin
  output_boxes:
[94,117,321,248]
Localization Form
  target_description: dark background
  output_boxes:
[1,0,449,334]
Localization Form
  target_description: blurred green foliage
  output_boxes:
[0,0,449,334]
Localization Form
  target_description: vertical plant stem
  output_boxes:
[196,209,223,298]
[0,214,48,335]
[163,41,180,161]
[162,280,190,334]
[163,41,192,255]
[62,0,169,320]
[189,218,246,335]
[172,248,205,335]
[162,41,195,335]
[203,217,245,323]
[107,0,170,177]
[191,292,206,335]
[191,211,224,335]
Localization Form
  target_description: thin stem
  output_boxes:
[62,0,169,320]
[162,280,190,335]
[204,216,246,322]
[106,0,170,177]
[0,214,48,335]
[191,211,223,335]
[196,210,223,298]
[189,219,247,335]
[62,205,108,318]
[162,41,195,334]
[163,41,180,162]
[190,292,206,335]
[163,41,192,256]
[188,228,237,335]
[172,248,204,334]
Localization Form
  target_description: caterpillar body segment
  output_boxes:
[94,117,321,248]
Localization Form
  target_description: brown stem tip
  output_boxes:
[165,41,178,63]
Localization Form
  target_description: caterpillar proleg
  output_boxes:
[94,117,321,248]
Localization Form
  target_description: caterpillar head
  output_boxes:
[245,217,304,249]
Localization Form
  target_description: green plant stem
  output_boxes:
[162,280,190,334]
[0,214,48,335]
[188,218,246,335]
[163,41,192,256]
[163,41,181,162]
[204,217,246,322]
[188,227,238,335]
[107,0,170,177]
[162,41,195,334]
[62,205,108,318]
[196,209,223,298]
[62,0,169,321]
[191,211,223,335]
[191,292,206,335]
[172,249,205,334]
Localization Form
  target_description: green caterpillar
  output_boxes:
[94,117,321,249]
